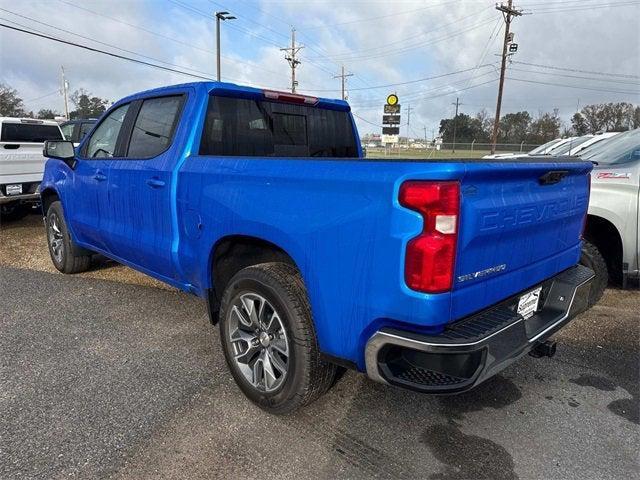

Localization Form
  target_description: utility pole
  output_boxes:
[490,0,522,154]
[60,65,69,120]
[451,97,460,153]
[406,104,413,147]
[281,27,303,93]
[333,65,353,100]
[423,126,427,144]
[215,11,236,82]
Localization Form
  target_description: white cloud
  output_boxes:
[0,0,638,135]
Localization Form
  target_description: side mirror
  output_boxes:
[44,140,76,169]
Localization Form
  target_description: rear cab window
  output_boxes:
[1,122,62,142]
[199,95,358,157]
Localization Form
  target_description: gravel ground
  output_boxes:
[1,214,638,480]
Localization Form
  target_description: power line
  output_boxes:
[351,112,382,129]
[0,21,286,91]
[529,1,640,13]
[305,17,499,63]
[24,90,59,103]
[349,70,499,108]
[297,1,456,30]
[507,76,640,95]
[511,60,640,79]
[507,66,640,86]
[304,5,494,60]
[0,8,218,78]
[303,65,495,93]
[0,21,215,79]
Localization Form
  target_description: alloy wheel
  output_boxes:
[227,292,290,392]
[48,212,64,264]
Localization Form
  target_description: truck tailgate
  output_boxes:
[0,143,47,183]
[451,158,592,320]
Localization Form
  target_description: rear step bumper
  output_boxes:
[365,264,595,394]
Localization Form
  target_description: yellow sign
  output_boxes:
[386,94,398,106]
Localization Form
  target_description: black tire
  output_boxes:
[46,201,91,274]
[580,239,607,306]
[0,202,30,223]
[219,262,336,414]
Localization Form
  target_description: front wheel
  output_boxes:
[219,262,336,414]
[46,201,91,274]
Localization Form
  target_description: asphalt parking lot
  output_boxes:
[1,214,638,479]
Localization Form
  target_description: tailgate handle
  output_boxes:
[538,170,568,185]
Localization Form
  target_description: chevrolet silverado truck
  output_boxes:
[0,117,63,221]
[580,128,640,294]
[40,82,595,413]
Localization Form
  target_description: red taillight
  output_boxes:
[399,181,460,293]
[263,90,319,105]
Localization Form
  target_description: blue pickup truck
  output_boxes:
[41,82,595,413]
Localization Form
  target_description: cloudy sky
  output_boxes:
[1,0,639,136]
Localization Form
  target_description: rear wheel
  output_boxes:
[0,202,30,222]
[580,239,607,306]
[46,201,91,274]
[219,262,336,414]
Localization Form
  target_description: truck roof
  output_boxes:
[0,117,61,126]
[115,81,350,111]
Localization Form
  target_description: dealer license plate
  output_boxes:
[6,184,22,196]
[517,286,542,319]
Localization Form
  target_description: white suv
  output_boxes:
[0,117,63,222]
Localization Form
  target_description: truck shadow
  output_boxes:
[297,374,522,479]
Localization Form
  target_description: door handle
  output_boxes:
[146,177,166,188]
[93,172,107,182]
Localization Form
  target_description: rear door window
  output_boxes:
[1,123,62,142]
[79,122,95,141]
[127,95,183,158]
[59,123,75,141]
[200,95,357,157]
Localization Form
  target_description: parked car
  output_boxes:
[580,128,640,293]
[41,82,595,413]
[483,137,568,159]
[59,119,97,146]
[0,117,63,221]
[570,132,619,156]
[572,132,620,157]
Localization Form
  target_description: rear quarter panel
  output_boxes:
[176,156,467,368]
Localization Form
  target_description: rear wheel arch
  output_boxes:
[207,235,299,324]
[583,214,623,284]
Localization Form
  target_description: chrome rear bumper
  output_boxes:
[365,264,595,393]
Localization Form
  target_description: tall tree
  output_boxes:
[571,112,589,135]
[499,111,531,143]
[578,102,635,133]
[475,109,493,142]
[0,83,26,117]
[36,108,60,120]
[529,110,561,144]
[439,113,485,143]
[70,88,109,119]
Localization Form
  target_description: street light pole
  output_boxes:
[215,11,236,82]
